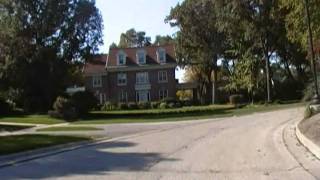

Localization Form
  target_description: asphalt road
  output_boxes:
[1,108,320,180]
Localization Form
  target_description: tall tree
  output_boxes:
[118,28,151,48]
[166,0,227,104]
[0,0,103,112]
[153,35,175,46]
[280,0,320,50]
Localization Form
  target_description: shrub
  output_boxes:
[181,100,193,107]
[138,102,151,109]
[151,102,160,109]
[159,102,168,109]
[127,102,138,110]
[101,101,117,111]
[161,97,176,103]
[118,102,128,110]
[175,102,182,108]
[71,91,97,115]
[0,98,11,115]
[229,94,243,106]
[23,97,45,113]
[304,105,313,119]
[52,96,77,120]
[48,110,62,119]
[168,102,176,109]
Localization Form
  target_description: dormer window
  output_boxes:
[157,48,166,63]
[137,50,146,64]
[117,51,126,66]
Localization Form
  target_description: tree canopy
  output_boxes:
[168,0,315,103]
[0,0,103,112]
[118,28,151,48]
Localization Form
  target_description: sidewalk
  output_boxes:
[296,113,320,159]
[0,122,70,136]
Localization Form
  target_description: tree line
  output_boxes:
[166,0,320,104]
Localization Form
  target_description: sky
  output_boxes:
[96,0,185,82]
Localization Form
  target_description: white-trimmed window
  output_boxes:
[136,72,149,84]
[159,89,168,100]
[137,50,146,64]
[158,71,168,83]
[157,48,166,63]
[117,51,126,65]
[92,75,102,87]
[117,73,127,86]
[118,91,128,102]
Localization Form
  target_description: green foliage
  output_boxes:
[166,0,226,104]
[280,0,320,50]
[226,50,263,101]
[127,102,138,110]
[274,79,304,101]
[302,76,320,102]
[153,35,175,46]
[159,102,169,109]
[176,90,193,101]
[71,91,98,115]
[101,102,117,111]
[118,103,128,110]
[161,97,176,104]
[52,96,77,120]
[0,134,89,155]
[229,95,244,106]
[304,105,313,119]
[0,98,11,115]
[151,102,160,109]
[118,28,151,48]
[0,0,103,112]
[138,102,151,109]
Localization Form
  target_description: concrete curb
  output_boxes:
[295,120,320,160]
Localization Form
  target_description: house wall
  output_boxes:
[85,75,109,103]
[106,67,177,102]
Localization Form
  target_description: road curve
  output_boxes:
[0,108,319,180]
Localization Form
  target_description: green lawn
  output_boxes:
[0,125,34,132]
[0,134,90,156]
[0,102,305,126]
[73,102,305,124]
[0,115,64,125]
[37,126,103,132]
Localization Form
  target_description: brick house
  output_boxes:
[84,45,178,104]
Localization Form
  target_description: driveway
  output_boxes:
[0,108,319,180]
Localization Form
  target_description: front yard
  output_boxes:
[0,102,304,126]
[0,102,304,156]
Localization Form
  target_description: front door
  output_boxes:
[136,90,150,102]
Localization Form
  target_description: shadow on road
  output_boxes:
[0,141,178,179]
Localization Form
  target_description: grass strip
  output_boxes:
[37,126,103,132]
[0,134,90,156]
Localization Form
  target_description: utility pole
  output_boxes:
[304,0,320,104]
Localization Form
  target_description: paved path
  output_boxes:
[0,108,319,180]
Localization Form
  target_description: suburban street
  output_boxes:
[1,108,320,180]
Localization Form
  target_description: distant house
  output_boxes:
[83,45,178,104]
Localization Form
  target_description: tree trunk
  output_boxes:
[212,70,217,104]
[284,59,295,81]
[211,55,218,104]
[265,53,272,103]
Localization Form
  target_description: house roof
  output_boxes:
[107,44,176,68]
[83,54,107,76]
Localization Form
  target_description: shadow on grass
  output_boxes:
[0,125,34,132]
[0,140,178,179]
